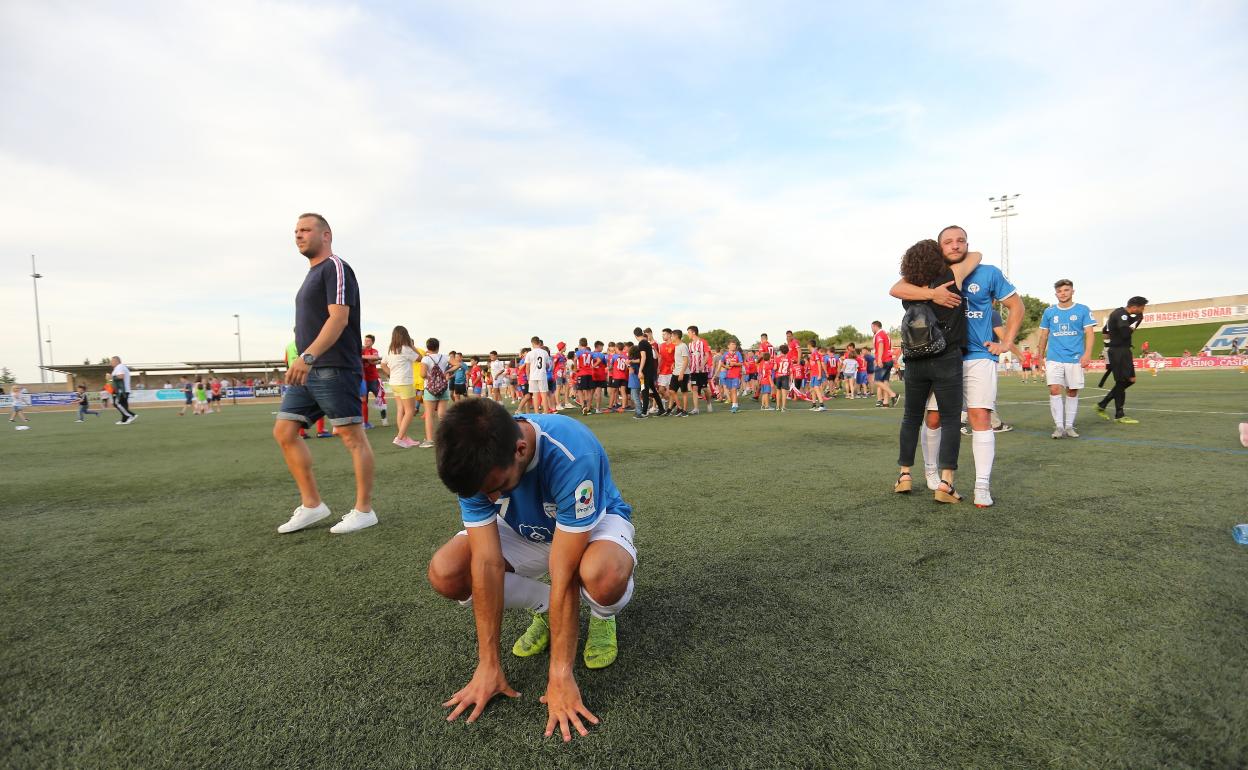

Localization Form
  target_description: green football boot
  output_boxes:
[583,616,618,670]
[1115,416,1139,424]
[511,611,550,657]
[1095,405,1111,420]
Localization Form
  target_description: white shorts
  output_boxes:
[925,358,998,411]
[1045,361,1085,389]
[456,513,637,578]
[528,376,549,393]
[657,374,672,387]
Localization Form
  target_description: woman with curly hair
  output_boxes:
[890,239,980,502]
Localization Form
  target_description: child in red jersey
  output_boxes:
[774,344,791,411]
[758,353,775,411]
[720,340,745,413]
[806,350,827,411]
[469,359,483,397]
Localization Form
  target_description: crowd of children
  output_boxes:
[371,327,903,424]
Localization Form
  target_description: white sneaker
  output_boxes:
[330,508,378,534]
[1051,429,1064,439]
[974,485,994,508]
[278,502,331,533]
[125,414,139,424]
[688,408,699,415]
[925,471,940,491]
[1064,427,1080,438]
[381,418,389,427]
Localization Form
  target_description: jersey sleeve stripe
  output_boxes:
[329,254,346,305]
[556,518,600,534]
[538,429,577,462]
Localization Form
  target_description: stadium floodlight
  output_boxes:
[31,255,46,383]
[46,326,53,371]
[233,314,242,405]
[988,194,1021,280]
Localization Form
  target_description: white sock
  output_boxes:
[972,429,995,488]
[1049,395,1064,428]
[456,572,551,613]
[921,424,941,475]
[581,577,634,620]
[1064,396,1079,428]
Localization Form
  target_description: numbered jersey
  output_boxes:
[526,348,552,380]
[458,414,633,543]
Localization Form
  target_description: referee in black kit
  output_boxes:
[1096,296,1148,424]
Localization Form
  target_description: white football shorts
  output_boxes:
[456,513,637,578]
[1045,361,1085,389]
[924,358,998,411]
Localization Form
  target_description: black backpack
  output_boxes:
[900,302,947,360]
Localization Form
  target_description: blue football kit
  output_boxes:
[458,414,633,544]
[1041,303,1096,363]
[961,264,1017,362]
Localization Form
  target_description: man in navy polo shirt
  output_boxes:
[272,213,378,535]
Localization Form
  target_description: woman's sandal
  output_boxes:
[894,471,913,494]
[934,479,963,504]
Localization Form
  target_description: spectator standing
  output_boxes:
[272,213,377,535]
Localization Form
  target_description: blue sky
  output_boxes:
[1,1,1245,381]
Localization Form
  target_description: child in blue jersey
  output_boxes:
[428,399,637,742]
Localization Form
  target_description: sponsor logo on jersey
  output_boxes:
[518,524,552,542]
[575,480,595,519]
[966,310,985,319]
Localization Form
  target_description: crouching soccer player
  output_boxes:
[427,398,637,741]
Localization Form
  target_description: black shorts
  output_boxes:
[776,375,791,390]
[610,378,627,388]
[794,378,805,390]
[671,374,688,392]
[365,378,383,397]
[690,372,708,388]
[211,392,221,402]
[597,379,608,390]
[1022,366,1032,372]
[452,382,468,396]
[1108,347,1135,380]
[184,394,193,404]
[576,375,594,390]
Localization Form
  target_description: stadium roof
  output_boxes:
[44,360,287,376]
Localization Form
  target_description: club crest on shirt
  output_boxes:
[575,480,595,519]
[1069,314,1078,321]
[543,502,557,519]
[967,283,981,294]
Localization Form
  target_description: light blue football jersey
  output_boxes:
[1041,303,1097,363]
[962,264,1017,362]
[458,414,632,543]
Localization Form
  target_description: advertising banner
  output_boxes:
[1085,355,1246,370]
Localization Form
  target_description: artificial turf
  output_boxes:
[2,372,1246,768]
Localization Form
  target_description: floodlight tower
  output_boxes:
[31,255,46,383]
[989,193,1021,280]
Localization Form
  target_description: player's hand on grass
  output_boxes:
[442,664,520,723]
[930,281,961,308]
[286,358,310,386]
[541,673,599,742]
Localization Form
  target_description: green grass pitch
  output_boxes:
[3,372,1247,768]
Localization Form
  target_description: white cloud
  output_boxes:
[0,1,1243,381]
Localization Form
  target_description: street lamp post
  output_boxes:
[31,255,46,383]
[233,314,241,405]
[988,194,1021,280]
[46,326,53,372]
